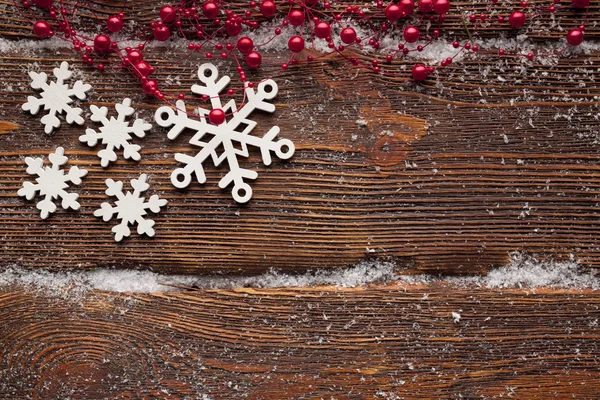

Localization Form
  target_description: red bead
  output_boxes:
[314,21,331,38]
[209,109,226,125]
[418,0,433,13]
[400,0,414,14]
[160,5,177,23]
[33,0,53,8]
[260,0,277,16]
[142,80,158,95]
[93,34,111,52]
[340,27,357,44]
[385,4,403,22]
[412,64,429,81]
[572,0,589,7]
[509,11,526,28]
[97,63,105,71]
[288,9,305,26]
[107,16,123,33]
[153,25,170,41]
[245,51,262,68]
[33,21,51,38]
[237,37,254,53]
[567,29,584,46]
[403,26,420,43]
[225,20,242,36]
[134,61,152,77]
[288,35,305,52]
[433,0,450,15]
[526,53,534,60]
[128,50,143,63]
[203,1,219,18]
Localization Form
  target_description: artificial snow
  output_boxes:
[0,253,598,296]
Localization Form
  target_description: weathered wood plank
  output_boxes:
[0,285,598,398]
[1,48,600,273]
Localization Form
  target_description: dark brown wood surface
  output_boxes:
[0,284,598,399]
[3,41,600,273]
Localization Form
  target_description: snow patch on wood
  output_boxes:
[0,253,597,295]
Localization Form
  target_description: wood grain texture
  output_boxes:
[2,2,600,273]
[0,284,598,399]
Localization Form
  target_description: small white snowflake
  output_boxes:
[18,147,88,219]
[155,63,295,203]
[94,174,167,242]
[22,61,92,134]
[79,98,152,167]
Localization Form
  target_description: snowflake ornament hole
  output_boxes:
[154,62,295,203]
[22,61,92,134]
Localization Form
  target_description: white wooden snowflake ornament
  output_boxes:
[79,98,152,167]
[22,61,92,134]
[94,174,167,242]
[154,63,295,203]
[18,147,88,219]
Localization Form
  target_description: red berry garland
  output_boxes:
[19,0,592,100]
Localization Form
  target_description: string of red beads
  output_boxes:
[20,0,592,97]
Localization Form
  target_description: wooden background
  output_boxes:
[1,1,600,398]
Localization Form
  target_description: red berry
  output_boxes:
[153,25,170,41]
[260,0,277,17]
[142,80,158,95]
[433,0,450,15]
[134,61,152,77]
[288,9,305,26]
[93,34,111,52]
[245,51,262,68]
[412,64,429,81]
[107,16,123,33]
[509,11,526,28]
[403,26,420,43]
[160,5,177,23]
[340,27,357,44]
[566,29,584,46]
[128,50,143,63]
[385,4,403,22]
[418,0,433,13]
[237,37,254,53]
[225,20,242,36]
[400,0,414,14]
[33,21,51,38]
[209,109,226,125]
[288,35,305,52]
[203,2,219,18]
[314,21,331,38]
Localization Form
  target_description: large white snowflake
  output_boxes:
[22,61,92,134]
[154,63,295,203]
[94,174,167,242]
[79,98,152,167]
[18,147,88,219]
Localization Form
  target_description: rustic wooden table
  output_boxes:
[1,0,599,398]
